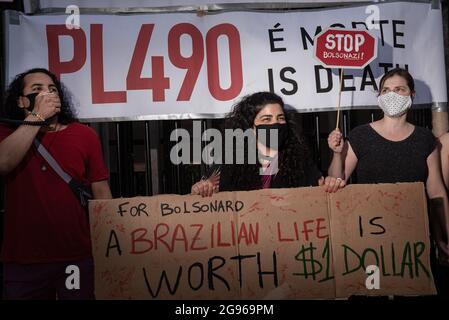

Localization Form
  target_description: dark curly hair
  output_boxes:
[221,91,313,190]
[1,68,78,126]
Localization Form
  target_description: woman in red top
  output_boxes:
[0,68,112,299]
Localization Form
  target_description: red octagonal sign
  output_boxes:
[314,28,377,69]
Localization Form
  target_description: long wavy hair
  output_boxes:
[222,91,313,190]
[1,68,78,126]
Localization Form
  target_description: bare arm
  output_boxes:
[327,128,358,181]
[92,180,112,199]
[328,144,346,179]
[0,116,42,175]
[426,147,449,266]
[0,92,61,175]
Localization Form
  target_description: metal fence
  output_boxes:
[91,108,432,199]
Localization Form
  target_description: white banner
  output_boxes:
[5,1,447,121]
[27,0,376,11]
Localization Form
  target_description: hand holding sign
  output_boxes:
[314,28,377,129]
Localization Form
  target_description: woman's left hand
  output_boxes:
[318,176,346,193]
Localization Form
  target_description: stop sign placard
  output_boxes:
[314,28,377,69]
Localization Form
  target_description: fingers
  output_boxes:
[209,174,220,186]
[333,132,343,146]
[191,183,200,195]
[191,181,206,196]
[324,176,336,193]
[327,129,343,152]
[324,176,346,193]
[191,179,218,197]
[204,181,212,197]
[318,176,325,186]
[34,92,61,118]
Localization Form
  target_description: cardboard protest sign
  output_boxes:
[89,182,436,299]
[90,193,241,299]
[328,183,435,297]
[233,188,335,299]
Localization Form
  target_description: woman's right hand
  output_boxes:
[33,92,61,119]
[191,174,220,197]
[327,128,344,153]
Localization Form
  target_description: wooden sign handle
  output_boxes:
[336,69,344,130]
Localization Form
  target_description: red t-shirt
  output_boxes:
[0,122,109,263]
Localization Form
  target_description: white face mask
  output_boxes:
[377,91,412,117]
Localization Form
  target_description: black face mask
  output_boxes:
[255,123,289,150]
[22,92,39,111]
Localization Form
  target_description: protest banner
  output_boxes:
[4,2,446,120]
[89,182,436,299]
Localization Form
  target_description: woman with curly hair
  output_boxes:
[191,91,344,195]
